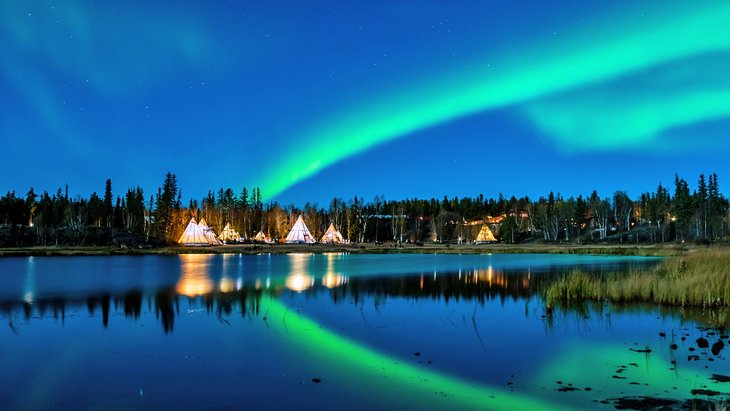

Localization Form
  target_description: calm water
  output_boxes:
[0,253,728,410]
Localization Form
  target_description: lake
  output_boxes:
[1,253,728,410]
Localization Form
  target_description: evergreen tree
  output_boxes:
[574,195,588,239]
[671,175,693,242]
[114,197,124,230]
[125,187,145,234]
[154,173,179,241]
[708,173,723,239]
[613,191,633,233]
[696,174,708,239]
[239,187,250,237]
[103,179,113,227]
[655,183,671,242]
[88,192,103,227]
[26,187,38,228]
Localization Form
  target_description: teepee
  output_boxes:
[253,230,271,243]
[320,223,345,244]
[285,215,315,244]
[252,230,265,242]
[218,223,242,243]
[178,218,210,246]
[475,223,497,244]
[198,218,222,246]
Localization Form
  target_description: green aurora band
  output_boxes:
[526,89,730,152]
[261,296,573,411]
[262,297,728,409]
[258,2,730,199]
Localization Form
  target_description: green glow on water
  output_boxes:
[262,297,574,411]
[534,343,725,403]
[257,2,730,198]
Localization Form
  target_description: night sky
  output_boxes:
[2,0,729,205]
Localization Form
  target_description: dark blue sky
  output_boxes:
[1,0,729,205]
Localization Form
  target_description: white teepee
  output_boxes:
[252,230,267,242]
[285,215,315,244]
[198,218,222,246]
[320,223,345,244]
[218,223,242,243]
[178,218,210,246]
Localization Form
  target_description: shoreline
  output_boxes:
[0,242,698,257]
[544,248,730,313]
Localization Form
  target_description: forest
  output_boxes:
[0,172,726,247]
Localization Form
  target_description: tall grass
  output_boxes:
[544,249,730,308]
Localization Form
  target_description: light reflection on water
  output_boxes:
[23,256,36,304]
[0,253,661,332]
[285,253,316,292]
[175,254,215,297]
[1,253,728,409]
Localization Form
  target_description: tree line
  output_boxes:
[0,172,727,247]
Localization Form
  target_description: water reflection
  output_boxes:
[23,256,36,304]
[155,291,178,333]
[5,254,730,411]
[1,269,556,334]
[285,254,315,292]
[123,291,142,319]
[175,254,215,297]
[219,276,236,293]
[285,274,314,292]
[219,253,239,293]
[322,253,347,288]
[0,253,669,334]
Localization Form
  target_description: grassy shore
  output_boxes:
[544,248,730,308]
[0,242,693,257]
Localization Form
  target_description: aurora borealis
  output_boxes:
[2,1,729,203]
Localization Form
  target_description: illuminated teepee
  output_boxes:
[285,215,315,244]
[218,223,242,243]
[320,223,345,244]
[198,218,222,246]
[178,218,210,246]
[252,230,272,243]
[475,223,497,244]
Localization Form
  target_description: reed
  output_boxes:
[544,248,730,308]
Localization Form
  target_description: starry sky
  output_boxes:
[2,0,729,205]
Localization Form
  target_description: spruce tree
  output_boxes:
[103,179,113,228]
[671,175,693,242]
[154,173,178,240]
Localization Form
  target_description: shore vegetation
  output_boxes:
[544,249,730,308]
